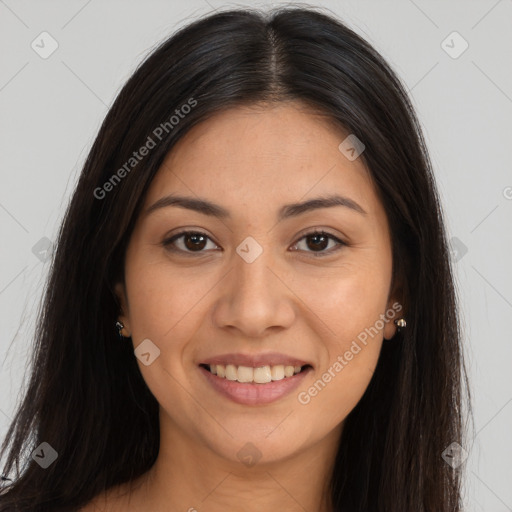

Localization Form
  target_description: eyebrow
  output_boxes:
[144,193,367,221]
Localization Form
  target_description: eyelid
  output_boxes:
[162,229,220,255]
[290,228,346,256]
[162,228,346,256]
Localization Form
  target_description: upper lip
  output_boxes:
[200,352,312,368]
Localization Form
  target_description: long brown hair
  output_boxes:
[0,6,472,511]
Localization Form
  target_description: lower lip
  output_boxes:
[199,365,312,406]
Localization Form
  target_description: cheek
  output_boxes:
[124,254,222,358]
[290,258,391,341]
[303,346,381,428]
[297,287,385,428]
[123,259,210,411]
[292,262,389,418]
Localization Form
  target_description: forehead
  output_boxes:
[143,101,378,218]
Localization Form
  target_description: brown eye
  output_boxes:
[291,230,345,256]
[163,231,218,254]
[305,233,329,251]
[163,229,345,257]
[182,233,207,251]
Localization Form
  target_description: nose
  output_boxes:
[211,244,296,338]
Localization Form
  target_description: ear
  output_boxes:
[383,298,401,340]
[115,281,131,336]
[383,279,405,340]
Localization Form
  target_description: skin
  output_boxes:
[82,100,400,512]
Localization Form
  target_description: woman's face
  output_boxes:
[116,101,399,466]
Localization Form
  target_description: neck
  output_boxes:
[130,410,342,512]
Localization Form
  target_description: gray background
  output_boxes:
[0,0,511,509]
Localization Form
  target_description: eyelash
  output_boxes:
[162,229,346,257]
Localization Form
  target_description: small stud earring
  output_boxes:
[115,321,129,339]
[394,318,407,332]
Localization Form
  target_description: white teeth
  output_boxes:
[237,366,254,383]
[271,365,285,380]
[225,364,238,381]
[253,366,272,383]
[206,363,306,383]
[284,365,295,377]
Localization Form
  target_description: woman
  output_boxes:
[0,6,471,511]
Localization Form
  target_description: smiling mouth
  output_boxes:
[199,363,313,384]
